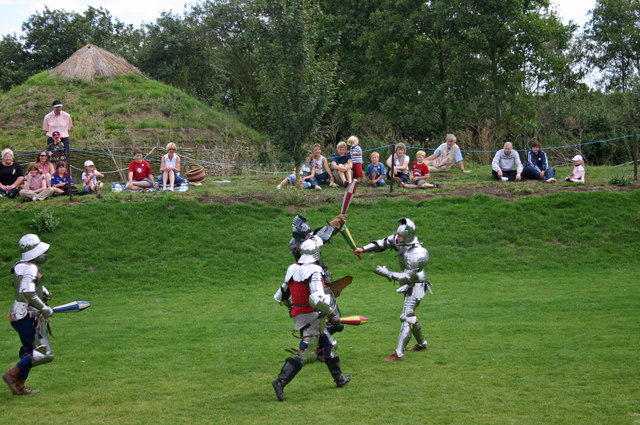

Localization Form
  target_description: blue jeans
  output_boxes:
[523,166,555,180]
[315,171,330,185]
[386,170,409,183]
[285,174,318,188]
[11,317,37,378]
[156,172,185,185]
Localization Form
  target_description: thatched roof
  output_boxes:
[51,44,144,81]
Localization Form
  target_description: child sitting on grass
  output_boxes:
[51,162,79,195]
[81,160,104,194]
[401,150,441,189]
[20,163,54,201]
[565,154,585,183]
[276,156,321,190]
[365,152,386,187]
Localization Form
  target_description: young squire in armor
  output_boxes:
[355,218,432,361]
[3,234,55,395]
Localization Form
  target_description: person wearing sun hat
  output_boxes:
[3,234,55,395]
[43,100,73,159]
[81,159,104,194]
[565,154,586,183]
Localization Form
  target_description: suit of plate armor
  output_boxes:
[362,218,431,360]
[271,238,351,401]
[3,234,54,395]
[285,214,345,336]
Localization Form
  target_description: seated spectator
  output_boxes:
[51,162,78,195]
[386,142,410,184]
[365,152,386,187]
[126,148,157,191]
[47,131,67,164]
[311,143,336,187]
[81,160,104,194]
[158,142,184,191]
[276,156,321,190]
[0,148,25,198]
[35,151,55,187]
[331,141,353,187]
[565,155,585,183]
[425,134,471,173]
[523,141,556,183]
[401,150,441,189]
[491,142,522,181]
[20,163,53,201]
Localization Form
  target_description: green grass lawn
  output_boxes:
[0,188,638,424]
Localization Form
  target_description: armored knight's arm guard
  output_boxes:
[19,277,53,318]
[362,235,395,253]
[374,265,419,284]
[274,282,291,309]
[373,245,429,285]
[308,271,333,315]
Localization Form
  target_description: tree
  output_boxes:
[0,35,31,91]
[585,0,640,92]
[249,0,337,168]
[22,6,142,71]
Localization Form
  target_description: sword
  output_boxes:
[339,315,368,325]
[341,180,358,215]
[52,300,91,313]
[339,180,361,259]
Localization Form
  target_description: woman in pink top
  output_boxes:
[35,151,54,187]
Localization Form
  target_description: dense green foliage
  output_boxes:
[0,191,638,424]
[1,0,640,165]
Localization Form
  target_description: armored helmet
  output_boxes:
[298,237,323,264]
[396,218,418,245]
[19,234,50,262]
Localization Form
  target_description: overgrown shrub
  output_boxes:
[31,209,60,233]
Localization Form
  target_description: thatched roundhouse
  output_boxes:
[51,44,144,81]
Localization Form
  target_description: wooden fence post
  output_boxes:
[634,133,638,181]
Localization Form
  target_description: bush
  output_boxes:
[608,175,631,186]
[31,209,60,233]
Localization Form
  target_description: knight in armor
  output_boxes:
[355,218,432,361]
[3,234,55,395]
[272,238,351,401]
[288,214,346,335]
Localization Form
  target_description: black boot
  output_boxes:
[272,358,302,402]
[325,356,352,388]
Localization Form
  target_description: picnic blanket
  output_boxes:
[110,181,190,192]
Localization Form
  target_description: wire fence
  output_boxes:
[11,134,638,182]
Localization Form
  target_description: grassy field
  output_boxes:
[0,187,638,424]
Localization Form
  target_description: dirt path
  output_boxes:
[196,181,640,207]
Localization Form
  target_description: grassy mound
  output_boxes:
[0,71,263,151]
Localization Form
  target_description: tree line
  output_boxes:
[1,0,639,165]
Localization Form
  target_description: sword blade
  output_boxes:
[341,180,358,215]
[52,300,91,313]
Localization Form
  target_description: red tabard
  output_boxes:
[289,278,315,316]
